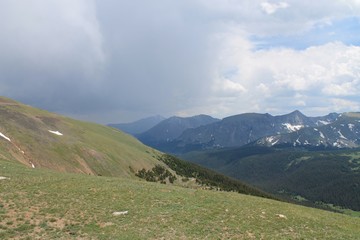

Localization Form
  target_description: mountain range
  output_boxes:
[255,112,360,148]
[125,110,344,153]
[174,110,341,152]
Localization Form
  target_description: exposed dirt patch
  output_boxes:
[36,116,61,128]
[74,156,95,175]
[86,149,106,160]
[99,222,114,228]
[0,98,18,105]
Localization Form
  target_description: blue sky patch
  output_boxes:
[252,16,360,50]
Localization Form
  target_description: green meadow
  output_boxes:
[1,159,359,239]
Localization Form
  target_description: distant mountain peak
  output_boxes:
[289,109,304,115]
[108,115,166,135]
[137,114,220,149]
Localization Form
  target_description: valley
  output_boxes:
[182,146,360,211]
[117,110,360,214]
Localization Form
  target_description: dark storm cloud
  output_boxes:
[0,0,106,113]
[1,0,360,123]
[95,0,216,115]
[0,0,218,122]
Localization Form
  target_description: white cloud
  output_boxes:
[330,98,360,112]
[323,81,359,96]
[213,79,247,95]
[207,34,360,117]
[261,1,289,15]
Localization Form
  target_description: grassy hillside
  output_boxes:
[1,159,360,239]
[0,97,163,177]
[0,97,275,200]
[183,146,360,211]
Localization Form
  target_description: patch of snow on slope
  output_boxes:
[293,136,301,146]
[333,139,349,148]
[348,124,355,131]
[338,130,347,139]
[319,131,325,139]
[266,136,279,146]
[282,123,303,132]
[0,132,11,142]
[317,120,331,125]
[48,130,63,136]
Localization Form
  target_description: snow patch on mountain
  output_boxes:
[337,130,347,140]
[266,136,279,146]
[348,124,355,131]
[282,123,304,132]
[0,132,11,142]
[333,139,351,148]
[292,136,302,146]
[48,130,63,136]
[316,120,331,125]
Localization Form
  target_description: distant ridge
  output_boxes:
[255,112,360,148]
[108,115,166,135]
[144,110,339,153]
[137,114,220,151]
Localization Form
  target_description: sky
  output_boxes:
[0,0,360,123]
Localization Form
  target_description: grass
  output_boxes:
[0,96,163,178]
[1,159,360,239]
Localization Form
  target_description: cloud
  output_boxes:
[205,39,360,117]
[0,0,359,123]
[261,1,289,15]
[0,0,105,111]
[213,79,247,96]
